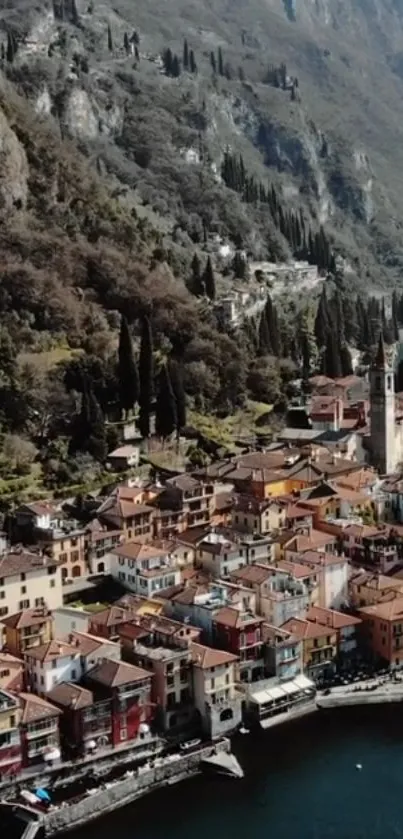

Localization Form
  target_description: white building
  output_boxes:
[24,640,82,695]
[0,549,63,623]
[195,532,246,579]
[111,541,181,597]
[191,642,242,737]
[369,333,402,475]
[24,632,122,695]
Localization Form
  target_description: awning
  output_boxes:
[250,690,272,705]
[268,686,286,701]
[293,674,315,691]
[260,717,276,730]
[281,682,300,696]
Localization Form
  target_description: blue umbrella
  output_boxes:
[35,788,51,803]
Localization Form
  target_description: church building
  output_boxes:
[369,333,403,475]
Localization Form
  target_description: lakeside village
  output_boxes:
[3,334,403,826]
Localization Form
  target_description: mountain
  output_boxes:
[0,0,402,493]
[3,0,403,288]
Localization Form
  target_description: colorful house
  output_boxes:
[280,616,337,682]
[0,689,22,777]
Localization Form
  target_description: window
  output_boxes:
[52,660,57,669]
[35,597,45,607]
[0,591,5,599]
[60,553,68,564]
[71,669,77,680]
[20,573,26,582]
[19,599,30,610]
[0,669,10,678]
[47,567,56,575]
[225,674,230,684]
[21,586,27,595]
[167,675,174,687]
[71,551,79,563]
[49,580,56,588]
[0,607,8,617]
[210,678,215,689]
[0,578,3,586]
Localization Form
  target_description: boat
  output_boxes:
[179,738,202,752]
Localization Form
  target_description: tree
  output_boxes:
[169,359,187,434]
[210,51,216,73]
[183,39,189,70]
[322,330,342,378]
[138,316,154,438]
[171,54,181,77]
[155,365,177,439]
[258,311,271,355]
[117,315,139,416]
[163,48,173,75]
[86,388,107,461]
[314,287,330,349]
[392,290,400,342]
[189,50,197,73]
[124,32,130,54]
[191,253,204,296]
[203,256,216,300]
[107,23,113,52]
[6,31,16,63]
[340,344,353,376]
[218,47,224,76]
[232,251,247,279]
[71,0,79,25]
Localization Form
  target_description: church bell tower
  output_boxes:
[370,332,396,475]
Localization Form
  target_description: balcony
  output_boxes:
[26,722,58,739]
[27,736,59,757]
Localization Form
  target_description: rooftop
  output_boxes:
[88,658,151,687]
[47,682,94,710]
[0,549,59,579]
[280,617,336,641]
[19,692,61,724]
[2,607,52,629]
[24,639,79,663]
[190,642,238,669]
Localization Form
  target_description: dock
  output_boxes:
[201,751,244,778]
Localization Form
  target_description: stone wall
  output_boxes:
[44,742,230,835]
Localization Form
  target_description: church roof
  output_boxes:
[374,332,387,370]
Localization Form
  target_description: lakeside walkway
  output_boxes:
[316,677,403,708]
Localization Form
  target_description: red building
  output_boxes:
[19,693,61,768]
[213,606,265,684]
[48,682,111,757]
[0,689,22,779]
[85,659,153,746]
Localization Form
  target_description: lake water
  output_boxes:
[69,707,403,839]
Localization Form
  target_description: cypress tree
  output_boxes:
[340,344,353,376]
[210,50,216,73]
[117,315,139,416]
[138,315,154,439]
[203,256,216,300]
[0,43,5,62]
[314,287,330,349]
[86,389,107,462]
[218,47,224,76]
[107,23,113,52]
[258,311,272,355]
[124,32,130,54]
[172,54,181,77]
[163,47,173,75]
[191,253,204,296]
[322,330,342,378]
[6,32,15,63]
[155,365,177,439]
[169,359,187,434]
[392,290,400,341]
[183,39,189,70]
[189,49,197,73]
[71,0,79,25]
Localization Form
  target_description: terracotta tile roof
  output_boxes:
[0,651,24,669]
[213,606,262,628]
[190,642,238,669]
[113,541,167,562]
[88,658,150,687]
[66,631,120,656]
[19,501,57,517]
[305,605,361,629]
[298,549,345,567]
[214,491,234,512]
[230,565,274,586]
[24,639,79,663]
[280,617,336,641]
[0,550,59,579]
[166,474,201,492]
[47,682,94,710]
[285,529,336,553]
[359,597,403,622]
[286,504,313,520]
[2,608,53,630]
[19,692,61,724]
[275,559,318,579]
[89,606,130,628]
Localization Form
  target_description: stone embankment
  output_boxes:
[2,739,242,838]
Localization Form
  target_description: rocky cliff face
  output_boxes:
[2,0,403,286]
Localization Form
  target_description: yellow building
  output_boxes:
[0,550,63,622]
[280,616,337,680]
[0,688,22,774]
[349,571,403,609]
[2,607,54,657]
[232,495,287,535]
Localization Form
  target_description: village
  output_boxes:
[1,333,403,785]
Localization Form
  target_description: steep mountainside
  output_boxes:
[2,0,403,288]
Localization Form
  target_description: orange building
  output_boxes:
[359,597,403,667]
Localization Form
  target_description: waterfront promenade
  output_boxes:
[317,676,403,708]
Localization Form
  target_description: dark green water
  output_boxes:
[70,707,403,839]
